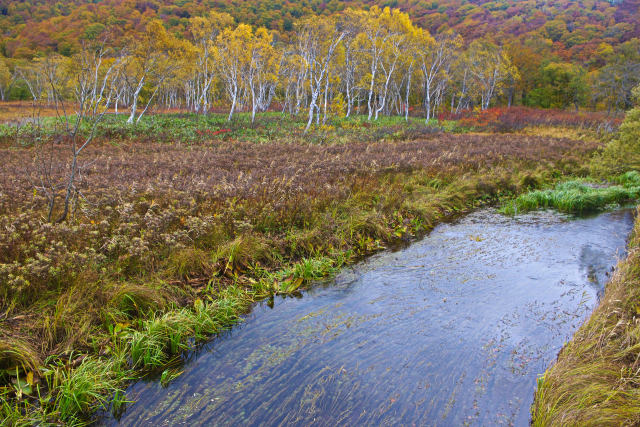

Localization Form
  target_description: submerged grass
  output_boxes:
[500,172,640,215]
[532,206,640,426]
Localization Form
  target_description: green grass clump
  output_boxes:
[0,351,130,425]
[128,292,247,369]
[501,175,640,215]
[274,255,346,293]
[532,207,640,426]
[54,356,128,421]
[613,170,640,187]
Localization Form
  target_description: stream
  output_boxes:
[103,207,635,426]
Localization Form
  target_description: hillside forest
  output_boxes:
[0,0,638,124]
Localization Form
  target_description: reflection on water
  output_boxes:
[103,208,635,426]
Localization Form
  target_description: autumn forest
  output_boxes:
[0,0,638,118]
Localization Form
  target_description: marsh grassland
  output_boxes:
[0,110,637,424]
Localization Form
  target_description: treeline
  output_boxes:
[7,6,640,130]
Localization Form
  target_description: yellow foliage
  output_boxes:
[330,93,346,118]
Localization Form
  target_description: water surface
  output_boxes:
[106,208,635,426]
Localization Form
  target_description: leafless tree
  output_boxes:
[33,40,123,222]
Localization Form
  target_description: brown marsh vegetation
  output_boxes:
[0,130,600,423]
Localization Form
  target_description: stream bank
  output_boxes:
[532,206,640,426]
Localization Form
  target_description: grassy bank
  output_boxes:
[531,207,640,426]
[530,103,640,425]
[0,113,600,424]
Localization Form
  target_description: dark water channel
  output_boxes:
[105,208,635,426]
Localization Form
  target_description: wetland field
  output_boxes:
[1,110,639,425]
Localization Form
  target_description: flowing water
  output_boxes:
[104,208,635,426]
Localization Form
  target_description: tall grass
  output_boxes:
[0,111,430,146]
[128,292,247,369]
[0,351,130,425]
[54,355,128,421]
